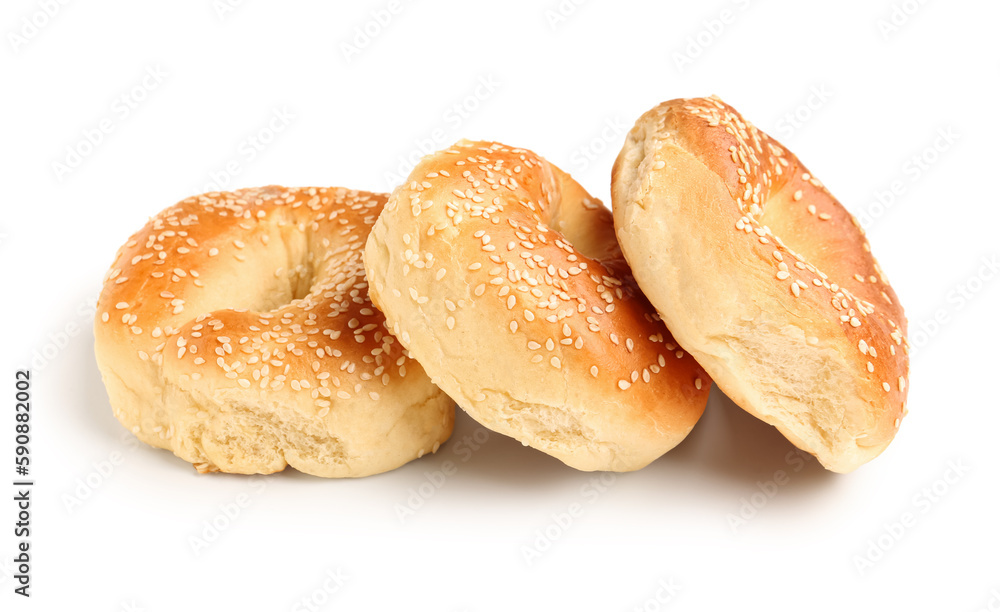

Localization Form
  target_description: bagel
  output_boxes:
[94,186,454,477]
[611,97,909,473]
[364,140,710,472]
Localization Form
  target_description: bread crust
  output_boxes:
[612,97,909,473]
[365,141,710,472]
[94,186,453,477]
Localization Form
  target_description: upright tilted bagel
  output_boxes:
[365,140,710,472]
[94,186,454,477]
[612,97,909,473]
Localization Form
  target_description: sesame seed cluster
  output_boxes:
[377,142,705,393]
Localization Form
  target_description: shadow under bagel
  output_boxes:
[661,385,834,489]
[392,385,835,497]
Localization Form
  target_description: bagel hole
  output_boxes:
[254,225,320,311]
[288,263,316,302]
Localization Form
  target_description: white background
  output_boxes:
[2,0,999,610]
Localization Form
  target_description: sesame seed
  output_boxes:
[590,366,598,377]
[776,270,790,280]
[695,378,703,390]
[882,382,891,392]
[618,380,630,390]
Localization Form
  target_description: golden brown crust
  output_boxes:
[364,141,710,472]
[94,186,453,477]
[612,97,909,472]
